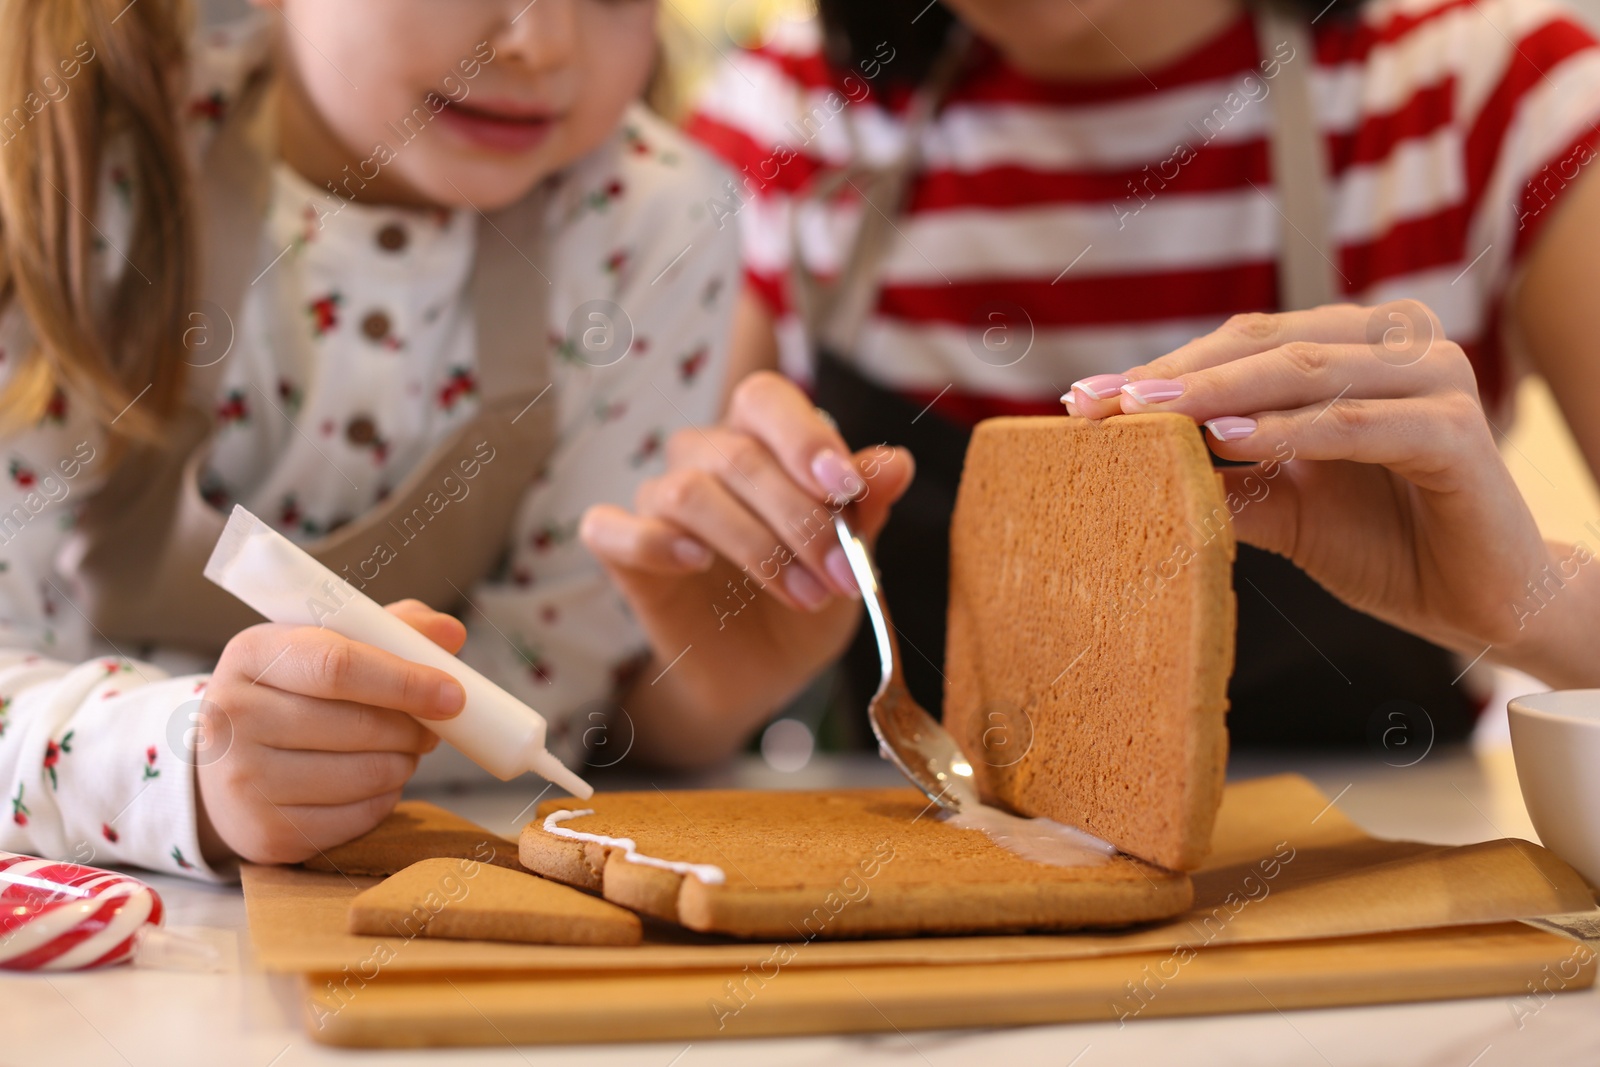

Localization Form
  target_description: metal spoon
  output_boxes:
[831,511,978,812]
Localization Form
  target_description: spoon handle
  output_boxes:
[831,512,901,692]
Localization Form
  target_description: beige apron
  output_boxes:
[58,75,558,656]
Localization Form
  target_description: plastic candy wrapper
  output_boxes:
[0,851,217,972]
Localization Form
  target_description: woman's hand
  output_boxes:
[580,371,914,766]
[196,600,467,866]
[1063,301,1588,680]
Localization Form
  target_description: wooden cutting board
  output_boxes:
[301,922,1592,1047]
[241,775,1598,1046]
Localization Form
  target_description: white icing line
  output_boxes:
[543,809,727,886]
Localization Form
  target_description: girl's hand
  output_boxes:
[1063,302,1565,668]
[580,371,914,763]
[196,600,467,866]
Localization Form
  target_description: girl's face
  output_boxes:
[260,0,658,209]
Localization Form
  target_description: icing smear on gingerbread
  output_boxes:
[943,803,1118,867]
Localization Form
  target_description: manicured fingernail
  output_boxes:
[1121,378,1186,405]
[436,678,466,716]
[1070,373,1129,401]
[672,537,712,569]
[825,547,860,598]
[784,565,829,611]
[1205,416,1257,442]
[811,449,863,500]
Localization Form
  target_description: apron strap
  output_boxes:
[790,27,973,358]
[469,190,552,399]
[1257,6,1340,310]
[61,74,556,654]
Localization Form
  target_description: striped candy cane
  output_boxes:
[0,851,165,971]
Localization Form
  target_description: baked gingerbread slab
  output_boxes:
[520,788,1190,939]
[944,415,1236,871]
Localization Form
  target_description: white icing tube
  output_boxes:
[204,505,592,797]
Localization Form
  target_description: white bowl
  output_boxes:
[1507,690,1600,890]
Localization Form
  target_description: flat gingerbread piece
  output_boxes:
[348,857,642,946]
[944,415,1236,871]
[305,800,522,877]
[521,788,1190,939]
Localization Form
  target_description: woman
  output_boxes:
[590,0,1600,746]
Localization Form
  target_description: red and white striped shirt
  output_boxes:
[688,0,1600,421]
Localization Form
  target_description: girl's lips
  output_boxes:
[436,100,558,154]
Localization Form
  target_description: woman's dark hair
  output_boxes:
[815,0,1368,89]
[815,0,957,89]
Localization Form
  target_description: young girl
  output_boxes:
[0,0,904,878]
[667,0,1600,748]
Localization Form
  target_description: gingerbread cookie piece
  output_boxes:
[521,788,1190,939]
[348,857,641,946]
[944,414,1235,871]
[305,800,522,877]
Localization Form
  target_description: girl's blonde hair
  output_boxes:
[0,0,193,448]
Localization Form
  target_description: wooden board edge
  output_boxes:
[298,922,1594,1048]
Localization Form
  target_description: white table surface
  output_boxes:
[8,742,1599,1067]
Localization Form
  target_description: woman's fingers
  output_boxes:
[1202,393,1487,575]
[1062,372,1135,419]
[667,424,857,597]
[590,370,916,612]
[724,370,862,501]
[1140,304,1379,378]
[1112,339,1477,423]
[1214,462,1302,564]
[635,466,833,611]
[1064,300,1446,418]
[1202,391,1492,490]
[579,504,714,575]
[587,443,913,606]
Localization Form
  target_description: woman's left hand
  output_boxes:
[1063,301,1586,677]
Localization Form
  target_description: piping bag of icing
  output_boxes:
[203,505,593,797]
